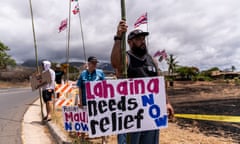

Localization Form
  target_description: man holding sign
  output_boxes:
[41,60,55,121]
[77,56,105,108]
[111,20,174,144]
[76,56,106,142]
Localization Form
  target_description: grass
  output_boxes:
[0,81,30,88]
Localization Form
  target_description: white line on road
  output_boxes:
[0,88,32,95]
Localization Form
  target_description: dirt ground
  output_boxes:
[0,81,30,88]
[163,81,240,144]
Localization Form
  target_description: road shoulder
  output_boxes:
[21,99,54,144]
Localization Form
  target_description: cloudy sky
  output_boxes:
[1,0,240,71]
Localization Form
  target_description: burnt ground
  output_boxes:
[167,81,240,143]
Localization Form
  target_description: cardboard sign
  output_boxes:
[62,106,88,132]
[86,76,168,138]
[30,70,51,91]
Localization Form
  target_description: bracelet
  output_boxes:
[114,36,122,41]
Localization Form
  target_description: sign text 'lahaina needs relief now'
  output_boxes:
[86,76,168,138]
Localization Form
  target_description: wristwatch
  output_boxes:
[114,36,122,41]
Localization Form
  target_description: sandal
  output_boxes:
[43,116,48,120]
[47,115,52,121]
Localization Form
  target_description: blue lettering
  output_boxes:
[75,123,81,131]
[149,104,161,118]
[141,94,154,106]
[154,115,167,127]
[141,94,168,127]
[81,123,89,131]
[64,122,72,131]
[74,123,89,132]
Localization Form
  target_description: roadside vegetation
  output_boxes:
[0,41,16,69]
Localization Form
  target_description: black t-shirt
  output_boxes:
[55,70,64,84]
[127,51,158,78]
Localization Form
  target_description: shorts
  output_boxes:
[42,89,54,103]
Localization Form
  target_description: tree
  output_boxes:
[0,41,16,69]
[201,67,220,77]
[231,65,236,72]
[176,66,199,80]
[166,54,178,75]
[166,54,178,86]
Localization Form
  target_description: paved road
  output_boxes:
[0,88,38,144]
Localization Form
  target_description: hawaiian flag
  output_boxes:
[153,50,168,62]
[134,12,148,28]
[72,3,80,15]
[58,18,68,33]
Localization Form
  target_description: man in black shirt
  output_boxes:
[111,20,174,144]
[55,64,64,84]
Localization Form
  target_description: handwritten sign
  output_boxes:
[62,106,88,132]
[30,70,51,91]
[86,76,168,137]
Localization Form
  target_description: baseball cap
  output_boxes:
[88,56,99,63]
[56,64,61,68]
[127,29,149,40]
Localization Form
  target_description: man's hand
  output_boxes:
[116,20,128,37]
[167,103,174,120]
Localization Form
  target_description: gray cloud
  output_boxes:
[1,0,240,71]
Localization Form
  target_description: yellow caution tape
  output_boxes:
[174,114,240,123]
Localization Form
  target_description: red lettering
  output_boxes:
[65,112,73,122]
[94,82,103,98]
[147,78,159,94]
[86,77,161,100]
[117,81,128,95]
[103,80,114,98]
[86,82,95,99]
[134,80,145,94]
[129,80,134,95]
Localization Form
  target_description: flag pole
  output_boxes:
[77,2,87,62]
[146,12,149,48]
[28,0,44,121]
[120,1,129,143]
[120,0,127,79]
[66,0,72,82]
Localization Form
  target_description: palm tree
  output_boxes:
[166,54,178,86]
[231,65,236,72]
[166,54,178,75]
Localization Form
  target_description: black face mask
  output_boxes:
[131,43,147,57]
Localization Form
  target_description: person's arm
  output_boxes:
[48,70,56,92]
[111,20,128,75]
[111,39,122,70]
[166,89,174,119]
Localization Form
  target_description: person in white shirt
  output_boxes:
[41,60,55,121]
